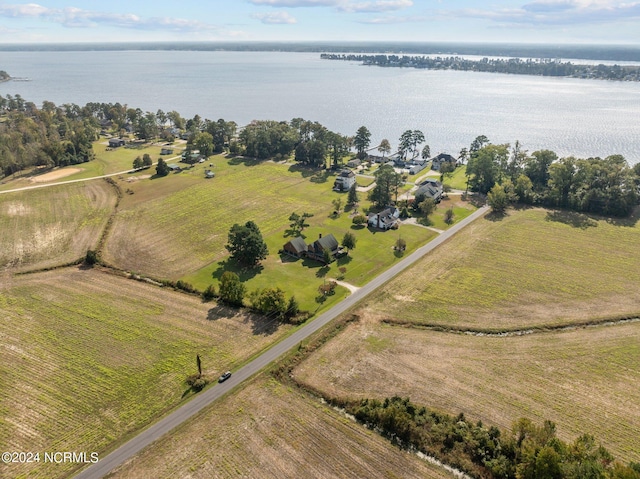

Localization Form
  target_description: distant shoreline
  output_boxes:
[1,41,640,62]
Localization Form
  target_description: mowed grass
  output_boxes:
[293,316,640,463]
[0,181,116,271]
[0,268,295,479]
[0,140,177,191]
[365,207,640,330]
[108,376,453,479]
[104,157,438,311]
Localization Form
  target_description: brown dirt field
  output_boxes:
[293,314,640,463]
[30,167,83,182]
[0,181,117,272]
[108,377,454,479]
[0,267,294,479]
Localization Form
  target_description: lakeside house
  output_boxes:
[160,147,174,155]
[282,233,344,264]
[108,138,125,148]
[333,169,356,192]
[368,206,401,230]
[415,178,443,202]
[346,158,361,168]
[167,164,182,172]
[431,153,457,171]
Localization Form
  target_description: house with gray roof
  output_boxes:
[368,206,400,230]
[415,178,443,202]
[282,237,308,258]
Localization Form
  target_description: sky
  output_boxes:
[0,0,638,44]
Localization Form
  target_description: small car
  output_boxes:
[218,371,232,383]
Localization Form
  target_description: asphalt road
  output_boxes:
[73,205,489,479]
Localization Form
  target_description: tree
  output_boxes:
[487,183,509,213]
[354,126,371,159]
[370,164,402,208]
[142,153,152,167]
[421,144,431,161]
[192,131,214,157]
[444,207,455,224]
[470,135,490,154]
[332,197,342,215]
[514,174,534,204]
[132,156,143,170]
[218,271,245,306]
[342,231,357,251]
[254,287,287,318]
[155,157,169,176]
[378,138,391,160]
[326,131,349,167]
[466,144,509,194]
[398,130,413,160]
[285,295,299,320]
[352,214,367,226]
[225,221,269,267]
[288,212,313,235]
[347,183,359,206]
[395,237,406,251]
[419,197,437,217]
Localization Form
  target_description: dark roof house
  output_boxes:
[307,233,341,263]
[283,237,307,258]
[108,138,125,148]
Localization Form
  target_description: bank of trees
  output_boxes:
[465,136,639,217]
[345,396,640,479]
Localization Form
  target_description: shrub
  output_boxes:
[352,214,367,226]
[202,284,217,301]
[84,250,98,266]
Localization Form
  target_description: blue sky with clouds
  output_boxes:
[0,0,638,44]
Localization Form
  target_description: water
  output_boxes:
[2,50,639,163]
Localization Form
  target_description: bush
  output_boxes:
[352,214,367,226]
[185,374,208,392]
[202,284,217,301]
[84,250,98,266]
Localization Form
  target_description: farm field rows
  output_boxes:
[0,267,294,479]
[292,315,640,463]
[365,207,640,330]
[108,376,454,479]
[0,180,116,272]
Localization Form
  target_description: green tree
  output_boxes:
[347,183,359,206]
[378,138,391,160]
[443,207,455,224]
[514,174,534,204]
[132,156,143,170]
[254,287,287,318]
[332,197,342,215]
[225,221,269,267]
[524,149,557,191]
[218,271,245,306]
[352,214,367,226]
[285,295,300,320]
[142,153,153,168]
[395,237,406,251]
[354,126,371,159]
[342,231,357,251]
[421,144,431,161]
[370,164,402,208]
[466,144,509,194]
[192,131,214,157]
[155,157,169,176]
[487,183,509,213]
[419,197,437,217]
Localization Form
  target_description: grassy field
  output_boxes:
[0,267,295,479]
[108,376,454,479]
[442,165,468,190]
[293,316,640,463]
[103,157,440,311]
[363,207,640,330]
[0,181,117,272]
[0,140,179,191]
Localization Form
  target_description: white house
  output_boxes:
[333,169,356,192]
[415,178,443,202]
[368,206,400,230]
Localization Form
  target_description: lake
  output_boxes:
[1,50,639,163]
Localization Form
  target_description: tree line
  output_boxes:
[463,137,639,217]
[342,396,640,479]
[320,54,640,82]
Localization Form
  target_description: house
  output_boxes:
[160,147,174,155]
[167,164,182,172]
[409,162,428,175]
[346,158,361,168]
[108,138,125,148]
[415,178,443,202]
[204,170,215,179]
[368,206,400,230]
[282,237,307,258]
[431,153,456,171]
[307,233,342,263]
[333,169,356,192]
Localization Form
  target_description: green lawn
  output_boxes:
[103,157,438,312]
[442,165,469,190]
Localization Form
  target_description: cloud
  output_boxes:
[248,0,337,6]
[251,11,298,23]
[0,3,215,31]
[443,0,640,26]
[248,0,413,12]
[357,14,425,24]
[337,0,413,13]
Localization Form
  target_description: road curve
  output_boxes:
[74,205,489,479]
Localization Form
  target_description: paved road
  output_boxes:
[74,205,489,479]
